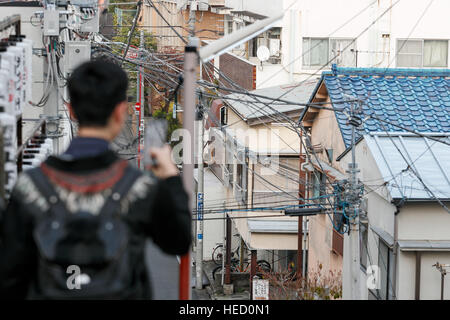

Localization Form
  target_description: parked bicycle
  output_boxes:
[212,258,272,280]
[211,233,251,266]
[211,237,271,280]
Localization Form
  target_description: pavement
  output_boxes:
[146,242,250,300]
[145,239,179,300]
[203,260,250,300]
[145,241,212,300]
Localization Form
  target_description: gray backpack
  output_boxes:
[27,166,140,299]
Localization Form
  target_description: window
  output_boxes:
[397,39,448,67]
[227,20,233,35]
[378,240,394,300]
[303,38,328,67]
[303,38,356,67]
[330,38,356,67]
[220,106,227,126]
[424,40,448,67]
[332,229,344,256]
[311,170,326,203]
[360,224,368,269]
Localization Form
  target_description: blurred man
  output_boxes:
[0,60,191,299]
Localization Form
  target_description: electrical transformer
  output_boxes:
[63,41,91,75]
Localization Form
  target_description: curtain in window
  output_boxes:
[424,40,448,67]
[331,39,356,67]
[397,40,422,67]
[310,38,329,66]
[303,38,328,66]
[302,38,310,66]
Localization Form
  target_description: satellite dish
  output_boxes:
[257,46,270,62]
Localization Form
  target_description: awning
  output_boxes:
[398,240,450,251]
[248,219,298,234]
[310,158,346,180]
[371,225,394,248]
[230,211,300,251]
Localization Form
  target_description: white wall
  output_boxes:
[225,0,283,18]
[397,250,450,300]
[340,138,397,299]
[295,0,450,75]
[340,139,450,299]
[398,203,450,241]
[227,0,450,89]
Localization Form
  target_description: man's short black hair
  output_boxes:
[68,60,128,127]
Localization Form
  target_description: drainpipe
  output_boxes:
[415,251,421,300]
[289,9,295,83]
[393,201,404,299]
[393,207,399,299]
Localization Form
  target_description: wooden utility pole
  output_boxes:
[225,214,232,285]
[298,130,306,278]
[250,250,257,299]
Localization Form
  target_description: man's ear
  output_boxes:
[66,103,77,121]
[112,101,128,123]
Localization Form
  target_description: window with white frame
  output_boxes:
[397,39,448,67]
[303,38,356,67]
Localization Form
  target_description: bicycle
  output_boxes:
[211,258,272,280]
[211,233,248,265]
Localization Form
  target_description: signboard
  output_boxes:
[126,47,139,60]
[197,192,204,240]
[135,103,141,116]
[252,278,269,300]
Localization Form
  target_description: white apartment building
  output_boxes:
[218,0,450,88]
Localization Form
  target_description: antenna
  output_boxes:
[256,45,270,62]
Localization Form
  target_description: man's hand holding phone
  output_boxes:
[144,118,178,179]
[147,145,179,179]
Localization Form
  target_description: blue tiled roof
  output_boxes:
[323,66,450,148]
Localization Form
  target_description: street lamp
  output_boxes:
[198,13,284,63]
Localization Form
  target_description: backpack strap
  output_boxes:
[27,164,142,219]
[98,166,142,218]
[27,167,69,220]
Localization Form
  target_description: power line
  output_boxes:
[257,0,379,88]
[272,0,401,106]
[120,0,143,67]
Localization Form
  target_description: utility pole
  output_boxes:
[347,99,363,300]
[137,29,145,170]
[186,9,284,299]
[195,90,205,289]
[297,130,305,279]
[179,0,199,298]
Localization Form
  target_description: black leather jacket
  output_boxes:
[0,150,192,299]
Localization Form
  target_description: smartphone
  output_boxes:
[144,118,168,168]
